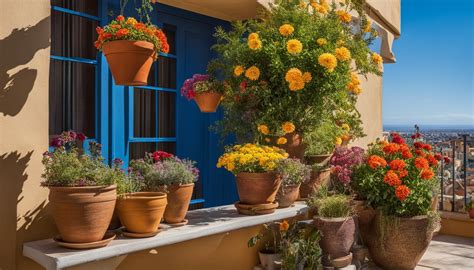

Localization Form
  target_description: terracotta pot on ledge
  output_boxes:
[236,172,281,205]
[163,183,194,224]
[274,133,306,160]
[194,92,222,113]
[276,184,300,208]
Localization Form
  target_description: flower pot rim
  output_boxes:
[103,39,154,47]
[119,192,167,200]
[314,216,355,222]
[47,184,117,191]
[168,183,195,188]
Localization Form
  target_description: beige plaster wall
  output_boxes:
[0,1,56,269]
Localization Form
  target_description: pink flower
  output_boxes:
[77,133,87,142]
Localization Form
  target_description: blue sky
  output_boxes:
[382,0,473,127]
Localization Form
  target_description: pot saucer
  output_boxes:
[121,228,160,238]
[53,232,116,249]
[235,201,279,215]
[163,219,188,227]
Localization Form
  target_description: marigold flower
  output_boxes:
[335,46,351,61]
[245,66,260,80]
[316,38,327,46]
[368,155,387,169]
[334,137,342,145]
[415,157,429,170]
[282,122,296,134]
[318,53,337,72]
[364,18,372,33]
[414,142,423,149]
[116,15,125,22]
[287,39,303,54]
[390,159,406,171]
[402,150,413,159]
[399,169,408,178]
[421,169,434,180]
[257,124,270,135]
[234,65,245,76]
[289,78,305,91]
[391,134,406,145]
[285,68,303,82]
[383,143,400,155]
[372,52,383,65]
[336,10,351,23]
[248,38,262,50]
[341,123,350,131]
[422,143,432,151]
[279,24,294,36]
[115,28,130,38]
[302,72,312,83]
[427,154,438,167]
[277,137,288,145]
[248,32,259,41]
[126,17,137,25]
[279,220,290,231]
[311,3,328,14]
[384,170,401,187]
[395,185,410,201]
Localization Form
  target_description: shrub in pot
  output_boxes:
[42,131,123,244]
[275,158,311,208]
[352,132,442,270]
[95,3,169,86]
[217,144,287,211]
[181,74,229,113]
[129,151,199,225]
[280,222,323,270]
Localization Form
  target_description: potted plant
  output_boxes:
[352,132,442,269]
[42,131,122,247]
[275,158,311,208]
[280,222,323,270]
[94,1,169,85]
[129,151,199,225]
[116,161,167,238]
[310,194,355,268]
[181,74,229,113]
[211,0,380,159]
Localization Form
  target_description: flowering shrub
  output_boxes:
[330,146,364,187]
[217,144,288,174]
[352,133,441,217]
[94,15,169,56]
[277,158,311,187]
[180,74,230,100]
[42,131,125,187]
[210,0,380,142]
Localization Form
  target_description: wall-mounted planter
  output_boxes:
[194,92,222,113]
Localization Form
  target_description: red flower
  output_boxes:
[383,143,400,155]
[414,142,423,149]
[443,156,451,164]
[115,28,129,38]
[391,134,405,145]
[434,153,442,161]
[395,185,410,201]
[422,143,432,151]
[384,170,401,186]
[239,81,247,92]
[77,133,87,142]
[116,15,125,22]
[426,154,438,167]
[411,134,416,139]
[414,149,425,157]
[368,155,387,169]
[134,22,146,30]
[402,150,413,159]
[415,157,429,170]
[421,169,434,180]
[390,159,406,171]
[151,151,173,162]
[398,169,408,179]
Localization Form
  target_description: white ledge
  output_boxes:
[23,202,308,270]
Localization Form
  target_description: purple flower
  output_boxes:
[50,137,64,148]
[113,158,123,167]
[180,74,210,100]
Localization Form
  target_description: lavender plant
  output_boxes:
[277,158,311,187]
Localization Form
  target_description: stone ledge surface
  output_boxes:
[23,202,308,270]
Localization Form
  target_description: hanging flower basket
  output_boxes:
[180,74,228,113]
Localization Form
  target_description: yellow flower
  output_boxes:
[280,220,290,231]
[311,3,328,14]
[289,77,305,91]
[335,46,351,61]
[277,137,288,145]
[342,123,350,131]
[248,32,259,41]
[226,163,235,171]
[316,38,327,46]
[351,87,362,95]
[364,19,372,33]
[318,53,338,72]
[282,122,296,134]
[336,10,352,23]
[245,66,260,80]
[285,68,303,82]
[334,137,342,145]
[286,39,303,54]
[234,65,245,76]
[303,72,312,83]
[126,17,137,25]
[248,38,262,50]
[372,52,383,65]
[279,24,294,36]
[258,124,270,135]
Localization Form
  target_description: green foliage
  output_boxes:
[281,226,323,270]
[193,79,230,95]
[313,194,352,218]
[277,158,311,187]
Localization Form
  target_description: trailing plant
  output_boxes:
[41,131,126,187]
[180,74,230,100]
[277,158,311,187]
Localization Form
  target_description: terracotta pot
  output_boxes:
[469,209,474,219]
[331,252,352,268]
[236,172,281,205]
[276,184,300,208]
[314,216,355,266]
[305,154,331,165]
[107,209,122,230]
[48,185,117,243]
[351,199,376,245]
[259,251,281,270]
[275,133,306,160]
[194,92,222,113]
[366,213,435,270]
[235,201,279,215]
[102,40,155,86]
[164,183,194,224]
[117,192,167,233]
[299,168,330,199]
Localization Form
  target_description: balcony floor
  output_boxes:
[416,234,474,269]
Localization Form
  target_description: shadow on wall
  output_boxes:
[0,16,50,116]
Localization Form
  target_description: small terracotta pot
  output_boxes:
[102,40,155,86]
[194,92,222,113]
[259,251,281,270]
[299,168,330,199]
[305,154,331,165]
[117,192,167,233]
[163,183,194,224]
[236,172,281,205]
[314,216,355,266]
[48,185,117,243]
[276,184,300,208]
[366,213,435,270]
[274,133,306,160]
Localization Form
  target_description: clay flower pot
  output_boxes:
[259,251,281,270]
[275,133,306,160]
[351,199,376,245]
[366,214,435,270]
[48,185,117,243]
[194,92,222,113]
[117,192,167,234]
[163,183,194,224]
[299,168,330,199]
[305,154,331,165]
[102,40,155,86]
[276,184,300,208]
[314,216,355,267]
[236,172,281,205]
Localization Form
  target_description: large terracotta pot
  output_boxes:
[163,183,194,224]
[366,213,435,270]
[194,92,222,113]
[275,133,306,160]
[236,172,281,205]
[102,40,155,86]
[299,168,330,199]
[305,154,331,165]
[314,216,355,267]
[117,192,167,233]
[276,184,300,208]
[351,199,376,245]
[48,185,117,243]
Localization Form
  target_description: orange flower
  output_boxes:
[116,15,125,22]
[384,170,401,186]
[115,28,129,38]
[421,169,434,180]
[398,169,408,179]
[368,155,387,169]
[389,159,406,171]
[414,157,429,170]
[279,220,289,231]
[414,149,425,157]
[134,22,146,30]
[395,185,410,201]
[383,143,400,155]
[111,24,121,29]
[426,154,438,167]
[402,150,413,159]
[422,144,432,151]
